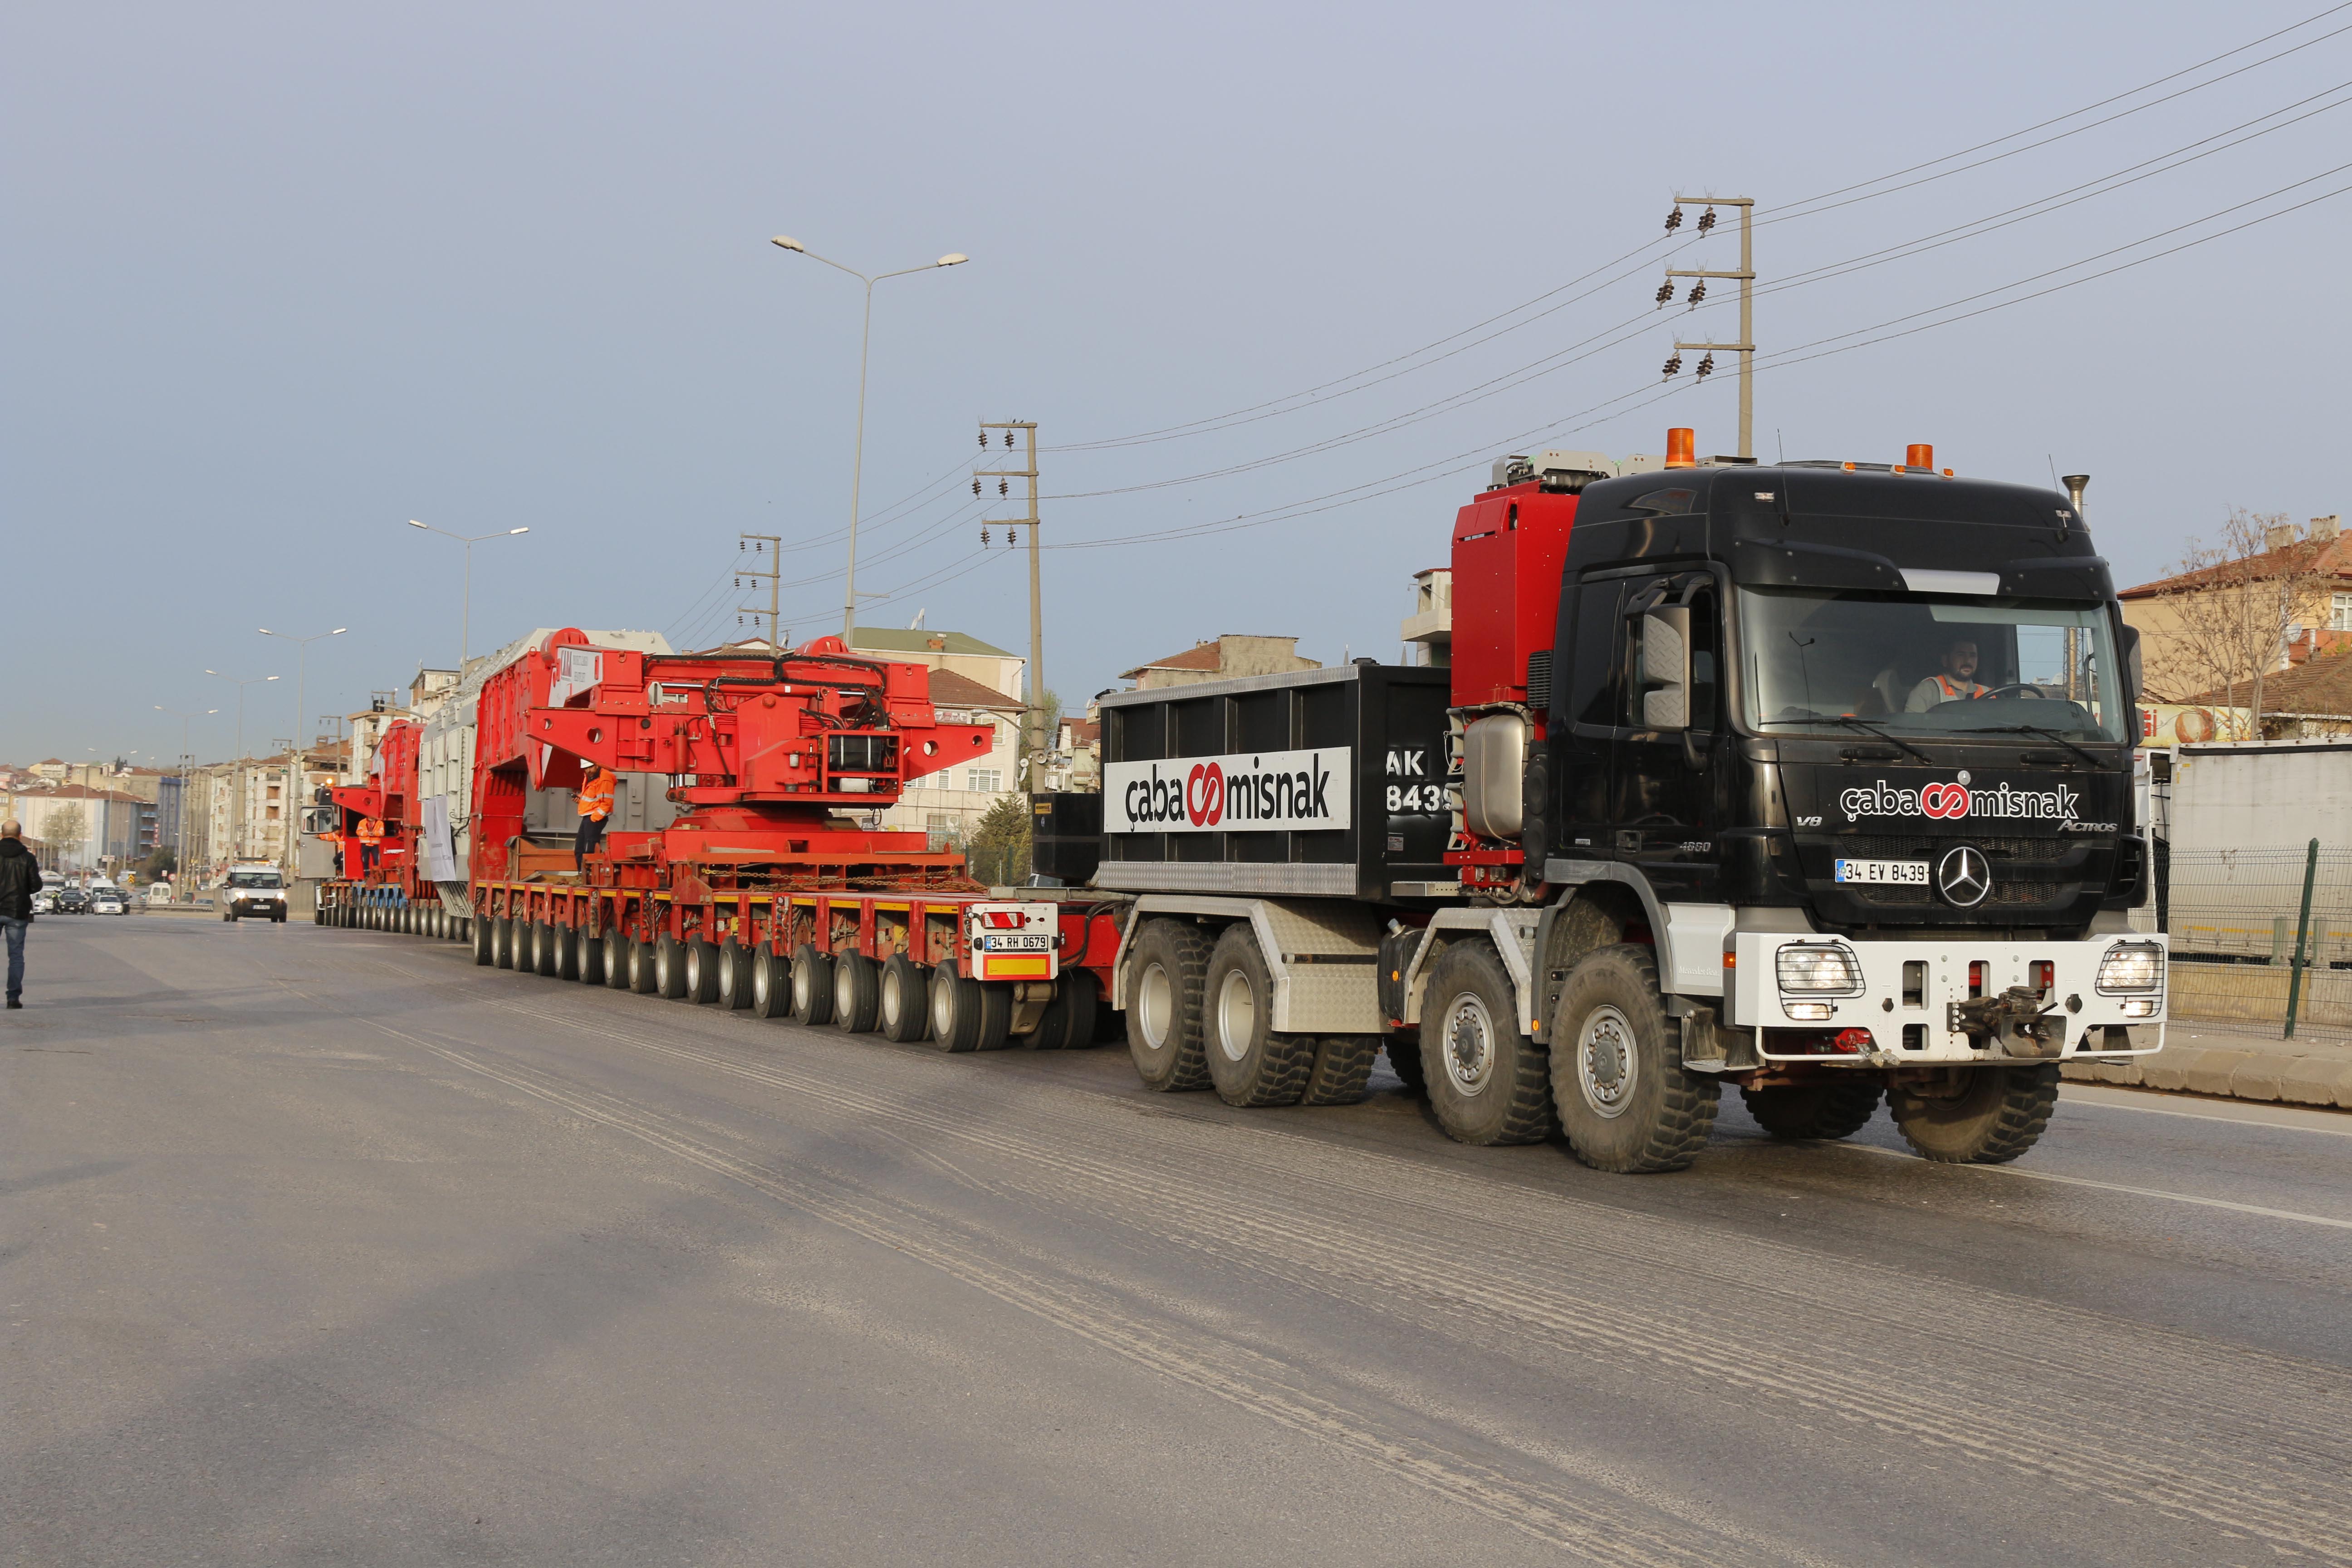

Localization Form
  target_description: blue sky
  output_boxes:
[7,0,2349,763]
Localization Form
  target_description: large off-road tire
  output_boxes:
[1125,918,1212,1092]
[878,954,931,1042]
[715,940,751,1009]
[1383,1039,1426,1096]
[928,958,1009,1052]
[628,938,659,995]
[1023,971,1098,1051]
[1301,1036,1381,1105]
[685,940,722,1004]
[750,950,791,1019]
[1741,1079,1883,1141]
[833,953,881,1033]
[1203,923,1313,1107]
[1890,1064,2059,1164]
[472,916,495,966]
[1421,941,1554,1146]
[601,929,629,990]
[1551,944,1719,1173]
[654,934,689,1000]
[790,944,835,1025]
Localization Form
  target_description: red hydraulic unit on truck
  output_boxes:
[457,630,1120,1049]
[322,715,438,925]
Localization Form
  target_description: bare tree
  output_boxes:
[2141,509,2324,736]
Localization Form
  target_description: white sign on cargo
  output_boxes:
[1102,748,1351,834]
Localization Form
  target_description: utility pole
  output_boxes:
[736,534,784,652]
[1662,195,1757,461]
[978,420,1045,793]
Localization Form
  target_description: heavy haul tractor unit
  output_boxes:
[1058,433,2164,1170]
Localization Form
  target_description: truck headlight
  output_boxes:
[1776,943,1862,995]
[2096,942,2164,994]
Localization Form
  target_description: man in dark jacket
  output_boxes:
[0,821,43,1009]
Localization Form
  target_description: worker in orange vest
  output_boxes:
[575,764,615,869]
[1905,638,1989,712]
[357,816,385,871]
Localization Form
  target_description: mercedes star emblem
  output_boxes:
[1937,844,1991,907]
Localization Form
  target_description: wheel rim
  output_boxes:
[931,971,954,1035]
[1441,992,1497,1096]
[834,964,853,1014]
[753,958,773,1008]
[792,962,812,1012]
[1577,1004,1638,1119]
[881,969,903,1028]
[1215,969,1256,1063]
[1137,961,1173,1051]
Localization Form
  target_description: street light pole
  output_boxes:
[202,671,278,860]
[407,522,529,671]
[155,705,217,900]
[770,237,969,644]
[260,626,346,878]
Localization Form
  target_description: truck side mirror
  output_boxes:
[1641,607,1691,729]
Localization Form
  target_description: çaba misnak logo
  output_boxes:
[1108,748,1348,833]
[1837,773,2081,824]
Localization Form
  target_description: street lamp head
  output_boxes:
[331,627,347,635]
[936,253,969,267]
[771,235,805,253]
[258,627,272,635]
[265,676,280,683]
[408,519,429,529]
[509,527,529,535]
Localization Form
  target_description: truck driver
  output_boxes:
[1906,637,1988,711]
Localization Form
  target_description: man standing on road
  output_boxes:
[0,820,44,1009]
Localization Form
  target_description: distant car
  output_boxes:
[220,867,289,923]
[54,886,89,915]
[147,883,175,906]
[89,887,128,916]
[31,887,58,915]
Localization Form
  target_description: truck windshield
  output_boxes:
[227,870,284,888]
[1737,587,2127,742]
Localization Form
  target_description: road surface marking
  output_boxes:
[1843,1143,2352,1229]
[2058,1083,2352,1137]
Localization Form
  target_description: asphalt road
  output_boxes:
[5,914,2350,1568]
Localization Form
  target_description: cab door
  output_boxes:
[1553,576,1624,861]
[1610,571,1724,902]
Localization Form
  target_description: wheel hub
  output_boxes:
[1443,994,1495,1095]
[1578,1005,1637,1118]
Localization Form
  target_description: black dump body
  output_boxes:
[1083,663,1453,902]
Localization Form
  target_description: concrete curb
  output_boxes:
[2063,1035,2352,1109]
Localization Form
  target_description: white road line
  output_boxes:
[2058,1083,2352,1137]
[1842,1142,2352,1230]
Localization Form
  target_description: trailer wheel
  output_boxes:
[927,958,1008,1052]
[1125,919,1211,1093]
[684,940,722,1004]
[750,949,791,1019]
[790,944,835,1025]
[1024,971,1098,1051]
[628,938,659,995]
[553,926,582,983]
[1890,1065,2058,1165]
[1301,1036,1382,1105]
[833,953,881,1033]
[1421,941,1554,1146]
[1741,1079,1883,1141]
[654,934,689,1000]
[1382,1039,1426,1096]
[602,929,630,990]
[537,923,563,978]
[472,916,494,966]
[489,918,513,969]
[1551,944,1719,1173]
[577,926,604,985]
[1204,924,1312,1107]
[715,941,750,1009]
[878,955,931,1042]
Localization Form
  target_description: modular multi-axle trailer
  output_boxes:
[319,427,2168,1172]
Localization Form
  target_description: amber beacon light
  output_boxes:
[1664,427,1697,469]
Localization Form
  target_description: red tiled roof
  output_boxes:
[2185,643,2352,714]
[2121,534,2352,598]
[1120,641,1225,678]
[927,668,1024,711]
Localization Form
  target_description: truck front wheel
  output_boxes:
[1740,1079,1882,1141]
[1550,944,1719,1173]
[1125,919,1211,1092]
[1204,924,1313,1107]
[1421,941,1554,1146]
[1890,1065,2058,1164]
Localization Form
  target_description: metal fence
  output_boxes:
[2160,842,2351,1042]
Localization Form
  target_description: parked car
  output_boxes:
[90,887,128,916]
[53,886,88,915]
